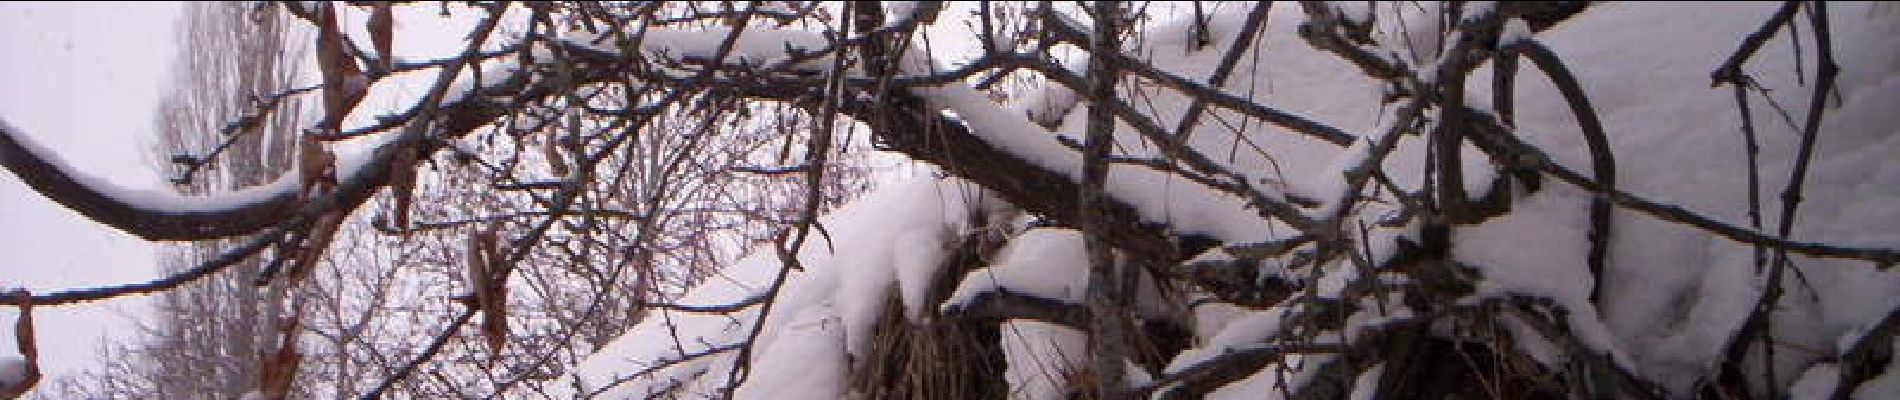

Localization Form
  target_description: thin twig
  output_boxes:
[358,308,477,399]
[1174,2,1272,142]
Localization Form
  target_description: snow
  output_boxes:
[568,2,1900,398]
[1455,2,1900,393]
[566,175,1010,398]
[1167,307,1288,375]
[1189,300,1244,340]
[1498,312,1566,369]
[1459,2,1498,25]
[636,27,833,72]
[0,355,24,389]
[942,229,1089,308]
[883,1,919,27]
[890,229,951,321]
[620,26,938,79]
[1498,18,1533,49]
[941,227,1179,321]
[1347,363,1385,400]
[1333,2,1371,26]
[731,304,848,400]
[1854,338,1900,399]
[1172,2,1893,396]
[1017,83,1079,129]
[3,120,306,214]
[754,1,800,15]
[999,320,1087,399]
[1789,362,1842,400]
[1204,352,1325,400]
[920,82,1302,244]
[437,57,523,105]
[919,85,1082,176]
[4,100,426,227]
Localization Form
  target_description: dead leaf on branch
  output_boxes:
[317,1,368,132]
[298,130,338,198]
[465,223,510,356]
[387,146,419,232]
[256,307,303,400]
[265,135,344,286]
[545,132,570,178]
[368,1,394,72]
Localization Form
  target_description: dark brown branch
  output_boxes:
[851,86,1183,272]
[1831,306,1900,400]
[1174,2,1272,142]
[1745,3,1841,393]
[1081,3,1131,393]
[170,85,321,185]
[0,3,518,243]
[1037,10,1357,146]
[1296,1,1407,80]
[1500,39,1617,305]
[0,125,311,241]
[943,290,1090,328]
[1771,0,1839,283]
[1149,296,1365,399]
[1459,111,1897,265]
[1151,342,1350,399]
[1711,1,1801,86]
[1501,296,1666,400]
[6,228,286,306]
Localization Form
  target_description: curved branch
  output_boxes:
[0,123,308,241]
[0,4,524,243]
[1501,39,1617,305]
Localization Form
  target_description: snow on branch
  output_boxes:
[0,122,307,241]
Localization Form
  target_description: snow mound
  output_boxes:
[564,175,1009,398]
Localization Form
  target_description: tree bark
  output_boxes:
[1081,2,1133,398]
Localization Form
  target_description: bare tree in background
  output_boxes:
[37,2,306,399]
[39,2,873,399]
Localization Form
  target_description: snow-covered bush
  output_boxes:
[3,2,1895,399]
